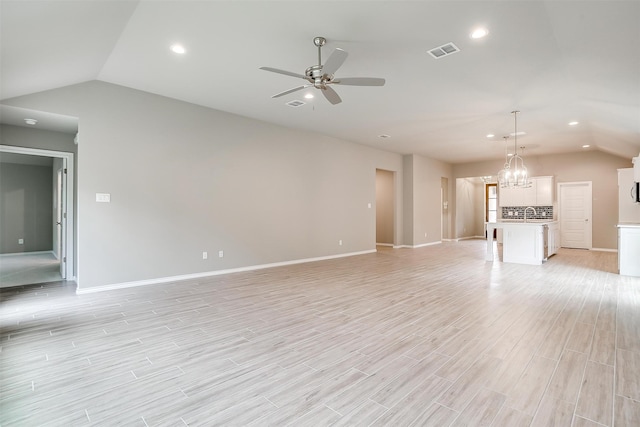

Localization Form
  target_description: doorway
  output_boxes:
[376,169,395,246]
[0,145,75,286]
[559,181,592,249]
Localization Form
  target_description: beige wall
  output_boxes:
[403,154,454,246]
[453,151,633,249]
[3,81,405,290]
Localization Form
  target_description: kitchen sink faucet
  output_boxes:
[524,206,537,222]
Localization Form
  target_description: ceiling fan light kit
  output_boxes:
[260,36,386,105]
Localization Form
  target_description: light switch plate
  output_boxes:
[96,193,111,203]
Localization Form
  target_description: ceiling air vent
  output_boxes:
[286,100,306,107]
[428,42,460,59]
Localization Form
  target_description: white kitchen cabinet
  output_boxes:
[502,223,546,265]
[547,222,560,257]
[618,224,640,277]
[499,186,519,207]
[536,176,554,206]
[618,168,640,223]
[521,179,537,206]
[485,221,557,264]
[498,176,554,207]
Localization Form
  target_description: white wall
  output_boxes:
[3,81,404,290]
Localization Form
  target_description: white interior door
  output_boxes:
[559,182,592,249]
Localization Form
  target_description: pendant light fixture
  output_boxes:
[498,110,531,188]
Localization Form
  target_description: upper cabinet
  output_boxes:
[499,176,554,207]
[535,176,554,205]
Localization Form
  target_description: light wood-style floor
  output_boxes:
[1,240,639,426]
[0,252,62,288]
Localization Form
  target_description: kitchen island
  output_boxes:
[485,221,559,265]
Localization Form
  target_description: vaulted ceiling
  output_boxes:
[1,0,639,163]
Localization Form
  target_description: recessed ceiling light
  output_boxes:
[378,134,391,139]
[24,118,38,125]
[582,144,590,148]
[471,28,489,39]
[569,121,579,126]
[304,93,314,99]
[486,134,495,138]
[509,131,526,137]
[170,44,186,54]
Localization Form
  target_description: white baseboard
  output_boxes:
[76,250,376,294]
[591,247,618,253]
[398,241,442,249]
[376,243,394,247]
[0,250,54,257]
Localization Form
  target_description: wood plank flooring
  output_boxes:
[1,240,640,426]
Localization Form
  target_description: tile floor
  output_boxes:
[0,252,63,289]
[1,240,639,426]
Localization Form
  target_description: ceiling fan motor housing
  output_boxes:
[306,65,331,89]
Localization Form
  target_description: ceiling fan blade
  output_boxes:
[333,77,386,86]
[322,86,342,105]
[260,67,306,79]
[271,85,309,98]
[322,48,348,77]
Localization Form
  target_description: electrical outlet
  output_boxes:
[367,203,372,209]
[202,251,208,260]
[339,240,343,246]
[18,238,24,245]
[218,250,224,258]
[424,232,427,237]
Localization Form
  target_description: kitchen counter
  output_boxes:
[485,220,559,264]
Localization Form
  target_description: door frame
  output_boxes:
[1,144,75,279]
[558,181,592,250]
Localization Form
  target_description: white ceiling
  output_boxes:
[1,0,639,164]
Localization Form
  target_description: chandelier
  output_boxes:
[497,110,531,188]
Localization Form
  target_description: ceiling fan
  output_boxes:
[260,36,386,105]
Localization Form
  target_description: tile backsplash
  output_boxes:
[501,206,553,220]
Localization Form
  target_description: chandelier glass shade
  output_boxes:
[498,111,531,188]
